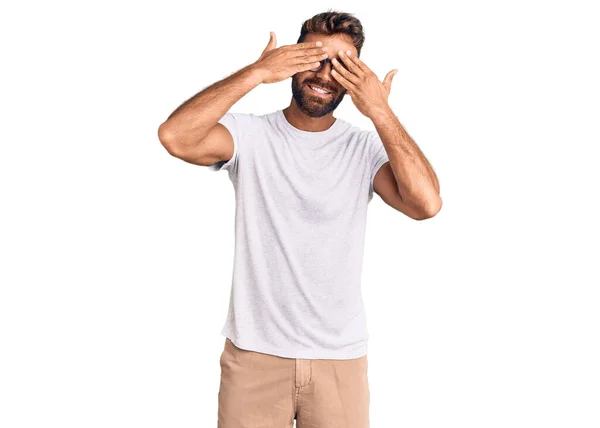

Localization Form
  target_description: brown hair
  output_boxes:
[296,10,365,57]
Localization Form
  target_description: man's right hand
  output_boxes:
[250,32,329,84]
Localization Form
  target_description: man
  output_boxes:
[158,10,441,428]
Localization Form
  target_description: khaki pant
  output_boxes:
[218,337,370,428]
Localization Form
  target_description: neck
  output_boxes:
[283,99,336,132]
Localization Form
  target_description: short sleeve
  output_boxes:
[206,112,255,174]
[368,131,390,201]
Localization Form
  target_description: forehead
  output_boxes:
[303,32,357,57]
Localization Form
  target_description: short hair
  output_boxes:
[296,10,365,57]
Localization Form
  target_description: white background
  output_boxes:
[1,0,599,427]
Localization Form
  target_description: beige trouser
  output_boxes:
[217,337,370,428]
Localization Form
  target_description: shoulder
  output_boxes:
[341,122,381,155]
[218,111,275,139]
[219,111,262,126]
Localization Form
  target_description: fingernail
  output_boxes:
[316,41,322,46]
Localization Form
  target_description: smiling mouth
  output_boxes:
[306,84,333,97]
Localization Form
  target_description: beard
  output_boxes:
[291,74,346,118]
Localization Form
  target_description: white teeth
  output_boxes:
[309,85,330,94]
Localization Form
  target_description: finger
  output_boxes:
[293,46,329,58]
[292,53,329,68]
[331,57,360,85]
[345,51,372,74]
[261,32,277,56]
[297,61,324,73]
[331,67,356,92]
[294,41,323,50]
[336,51,362,77]
[384,69,398,90]
[306,53,329,63]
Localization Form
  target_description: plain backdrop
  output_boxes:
[1,1,599,427]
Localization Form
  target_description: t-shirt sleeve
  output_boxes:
[206,112,254,175]
[368,131,390,200]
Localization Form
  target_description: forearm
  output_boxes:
[370,106,441,212]
[158,64,263,151]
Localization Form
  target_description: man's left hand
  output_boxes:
[331,49,397,119]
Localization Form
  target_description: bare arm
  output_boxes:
[371,106,442,219]
[157,32,328,166]
[326,47,441,219]
[157,64,262,158]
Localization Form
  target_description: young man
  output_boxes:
[158,10,441,428]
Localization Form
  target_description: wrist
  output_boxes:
[242,64,265,87]
[367,104,393,121]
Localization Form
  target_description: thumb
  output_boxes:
[263,31,277,54]
[384,69,398,90]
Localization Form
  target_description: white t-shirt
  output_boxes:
[207,109,389,359]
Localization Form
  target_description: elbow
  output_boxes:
[157,122,180,157]
[416,196,443,220]
[158,122,173,146]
